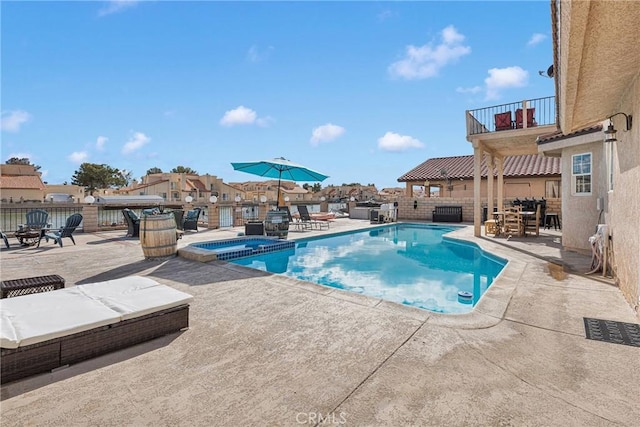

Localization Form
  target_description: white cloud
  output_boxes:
[377,10,394,21]
[122,131,150,154]
[377,132,424,152]
[96,136,108,151]
[247,45,274,63]
[388,25,471,80]
[456,86,482,95]
[220,106,267,127]
[98,0,138,17]
[68,151,89,164]
[527,33,547,47]
[310,123,345,146]
[1,110,32,132]
[484,66,529,100]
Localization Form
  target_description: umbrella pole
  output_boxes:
[277,173,282,208]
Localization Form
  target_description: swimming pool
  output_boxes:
[231,224,506,314]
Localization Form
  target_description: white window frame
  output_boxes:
[571,152,592,195]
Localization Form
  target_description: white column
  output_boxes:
[496,156,504,212]
[486,153,494,224]
[473,141,482,236]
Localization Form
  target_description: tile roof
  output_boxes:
[185,179,207,191]
[397,154,561,182]
[537,125,603,144]
[0,175,46,190]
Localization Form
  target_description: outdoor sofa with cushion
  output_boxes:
[1,276,193,384]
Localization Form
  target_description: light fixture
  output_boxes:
[185,195,193,203]
[320,196,326,201]
[209,195,218,203]
[604,112,633,143]
[284,196,290,202]
[260,195,267,203]
[234,195,242,203]
[84,195,95,204]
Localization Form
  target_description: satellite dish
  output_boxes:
[538,65,554,78]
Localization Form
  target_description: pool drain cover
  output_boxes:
[583,318,640,347]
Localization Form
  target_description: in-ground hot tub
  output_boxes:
[178,237,294,262]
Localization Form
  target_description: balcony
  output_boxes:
[466,96,557,156]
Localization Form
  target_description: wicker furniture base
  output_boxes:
[1,304,189,384]
[1,275,65,298]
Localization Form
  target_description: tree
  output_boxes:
[146,167,163,175]
[5,157,41,171]
[119,169,134,186]
[71,163,127,193]
[171,166,198,174]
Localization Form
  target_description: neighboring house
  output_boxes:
[320,185,379,202]
[378,187,405,198]
[116,173,235,204]
[229,180,311,203]
[398,154,561,199]
[45,184,85,203]
[538,0,639,312]
[0,164,47,202]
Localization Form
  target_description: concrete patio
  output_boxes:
[1,219,638,426]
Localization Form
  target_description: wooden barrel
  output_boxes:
[140,214,177,258]
[264,210,290,239]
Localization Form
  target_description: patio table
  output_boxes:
[14,228,45,246]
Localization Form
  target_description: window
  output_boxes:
[545,180,561,198]
[572,153,591,195]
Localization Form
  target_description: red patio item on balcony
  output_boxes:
[515,108,537,128]
[494,111,513,131]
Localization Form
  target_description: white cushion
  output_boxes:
[0,287,121,348]
[0,276,193,348]
[76,276,194,320]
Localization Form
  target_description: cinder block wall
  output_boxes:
[396,197,562,223]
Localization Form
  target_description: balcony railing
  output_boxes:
[466,96,556,136]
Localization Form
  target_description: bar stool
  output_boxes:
[544,212,561,230]
[484,220,499,236]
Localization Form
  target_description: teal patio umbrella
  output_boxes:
[231,157,329,206]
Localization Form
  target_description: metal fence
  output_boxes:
[1,205,84,234]
[466,96,556,135]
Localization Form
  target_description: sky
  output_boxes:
[1,0,555,190]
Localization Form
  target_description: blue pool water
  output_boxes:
[231,224,506,314]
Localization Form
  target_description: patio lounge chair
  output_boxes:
[42,213,83,247]
[0,276,193,384]
[183,208,202,232]
[298,205,329,230]
[280,206,308,231]
[122,209,140,237]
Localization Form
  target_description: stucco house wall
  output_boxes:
[607,77,639,311]
[560,141,606,252]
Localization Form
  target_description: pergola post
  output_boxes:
[486,153,494,225]
[496,156,504,211]
[473,141,482,237]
